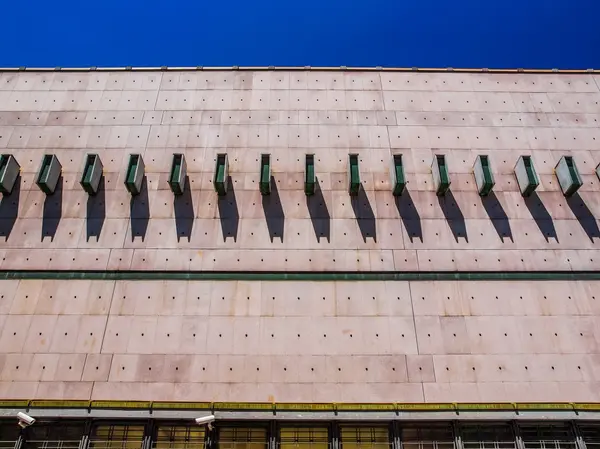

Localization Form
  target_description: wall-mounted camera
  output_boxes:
[17,412,35,428]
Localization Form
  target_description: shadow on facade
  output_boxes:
[524,192,558,242]
[173,176,195,242]
[351,186,376,242]
[42,176,62,242]
[566,193,600,242]
[394,190,422,242]
[307,178,330,243]
[262,177,284,242]
[86,176,105,242]
[481,191,513,242]
[438,190,468,242]
[217,177,239,242]
[130,176,150,242]
[0,175,20,240]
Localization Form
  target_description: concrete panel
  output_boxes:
[1,70,600,403]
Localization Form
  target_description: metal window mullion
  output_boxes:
[453,422,464,449]
[206,425,217,449]
[330,423,340,449]
[390,422,401,449]
[142,420,155,449]
[13,435,24,449]
[572,422,587,449]
[268,422,279,449]
[512,423,525,449]
[78,419,93,449]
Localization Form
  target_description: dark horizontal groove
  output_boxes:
[1,270,600,281]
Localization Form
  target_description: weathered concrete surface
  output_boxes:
[0,278,599,402]
[0,71,599,271]
[0,70,600,403]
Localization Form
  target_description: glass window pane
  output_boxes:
[218,427,267,449]
[579,424,600,449]
[90,425,145,449]
[280,426,328,449]
[520,424,576,449]
[154,425,205,449]
[341,426,389,449]
[24,422,86,449]
[401,424,455,449]
[461,424,515,449]
[0,421,20,449]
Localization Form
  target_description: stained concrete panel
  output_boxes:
[0,278,599,400]
[1,70,600,402]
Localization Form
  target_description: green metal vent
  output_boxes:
[305,154,315,196]
[259,154,271,195]
[80,154,103,196]
[555,156,582,197]
[168,153,187,195]
[432,154,450,196]
[0,154,20,195]
[473,155,495,196]
[214,153,229,195]
[390,154,406,196]
[124,154,144,196]
[348,154,360,196]
[515,155,539,197]
[36,154,62,195]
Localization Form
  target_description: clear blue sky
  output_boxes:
[2,0,598,69]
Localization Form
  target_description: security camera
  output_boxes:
[195,415,215,430]
[17,412,35,428]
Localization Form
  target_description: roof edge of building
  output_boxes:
[0,66,597,74]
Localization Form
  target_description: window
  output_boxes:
[0,420,21,449]
[154,425,205,449]
[461,424,515,449]
[218,427,267,449]
[341,426,389,449]
[579,424,600,449]
[401,424,455,449]
[89,424,145,449]
[23,421,85,449]
[520,424,576,449]
[280,427,328,449]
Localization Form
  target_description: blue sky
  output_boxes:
[2,0,598,68]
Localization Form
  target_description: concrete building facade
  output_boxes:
[0,68,599,445]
